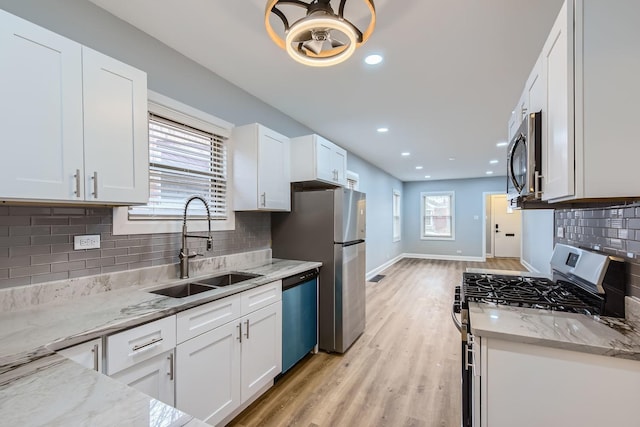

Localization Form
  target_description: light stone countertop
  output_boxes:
[469,302,640,361]
[0,257,322,426]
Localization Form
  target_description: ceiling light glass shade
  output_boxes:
[265,0,376,67]
[365,54,383,65]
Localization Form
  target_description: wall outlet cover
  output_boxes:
[74,235,100,250]
[556,227,564,238]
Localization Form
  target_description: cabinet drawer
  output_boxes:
[177,294,242,344]
[106,316,176,375]
[241,281,282,315]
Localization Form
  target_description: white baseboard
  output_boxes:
[366,254,404,280]
[367,253,487,279]
[403,253,486,262]
[520,258,536,273]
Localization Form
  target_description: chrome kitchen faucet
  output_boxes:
[179,196,213,279]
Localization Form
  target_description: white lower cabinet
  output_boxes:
[240,303,282,403]
[58,338,103,372]
[175,281,283,425]
[477,336,640,427]
[110,350,175,406]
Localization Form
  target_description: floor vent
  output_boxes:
[369,274,385,283]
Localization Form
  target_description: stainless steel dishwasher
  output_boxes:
[281,268,319,374]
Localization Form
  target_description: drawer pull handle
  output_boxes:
[92,344,99,372]
[168,352,174,380]
[132,337,163,352]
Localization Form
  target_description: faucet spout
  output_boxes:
[179,196,213,279]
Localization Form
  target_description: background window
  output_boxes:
[421,191,455,240]
[392,190,401,242]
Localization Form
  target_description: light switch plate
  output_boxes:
[74,235,100,250]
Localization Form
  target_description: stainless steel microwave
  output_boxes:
[507,111,542,205]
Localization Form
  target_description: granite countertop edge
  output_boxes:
[469,303,640,362]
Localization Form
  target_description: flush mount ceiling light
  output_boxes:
[265,0,376,67]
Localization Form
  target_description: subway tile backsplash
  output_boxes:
[0,206,270,290]
[555,203,640,298]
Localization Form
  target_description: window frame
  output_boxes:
[113,91,235,235]
[420,191,455,241]
[392,189,401,242]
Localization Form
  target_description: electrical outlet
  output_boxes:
[74,235,100,250]
[556,227,564,238]
[456,250,462,254]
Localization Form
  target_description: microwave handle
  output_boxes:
[508,136,524,193]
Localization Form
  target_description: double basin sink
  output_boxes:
[149,272,262,298]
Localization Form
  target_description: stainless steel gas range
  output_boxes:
[452,244,626,427]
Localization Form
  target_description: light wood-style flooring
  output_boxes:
[229,257,523,427]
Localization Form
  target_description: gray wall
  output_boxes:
[347,154,404,275]
[521,209,554,274]
[403,177,505,259]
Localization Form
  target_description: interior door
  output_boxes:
[491,195,521,258]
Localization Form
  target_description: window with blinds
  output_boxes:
[128,113,228,220]
[392,190,401,242]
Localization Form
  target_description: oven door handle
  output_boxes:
[451,302,462,332]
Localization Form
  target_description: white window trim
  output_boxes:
[113,91,235,235]
[392,189,401,242]
[420,191,455,241]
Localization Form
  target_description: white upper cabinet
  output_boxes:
[291,134,347,187]
[82,47,149,204]
[233,123,291,211]
[540,0,640,201]
[0,10,149,205]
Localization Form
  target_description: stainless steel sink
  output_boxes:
[149,282,216,298]
[148,272,262,298]
[192,272,262,287]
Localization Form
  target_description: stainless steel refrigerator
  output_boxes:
[272,188,366,353]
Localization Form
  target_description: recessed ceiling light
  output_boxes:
[401,152,411,156]
[377,127,389,133]
[365,54,383,65]
[448,157,456,161]
[489,159,499,164]
[496,141,508,147]
[415,166,423,170]
[424,175,431,179]
[486,171,494,175]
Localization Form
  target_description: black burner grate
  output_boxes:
[462,273,604,315]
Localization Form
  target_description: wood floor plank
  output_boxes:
[228,257,523,427]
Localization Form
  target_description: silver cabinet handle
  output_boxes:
[131,337,163,352]
[534,170,544,199]
[238,322,242,343]
[92,344,99,372]
[167,352,174,380]
[74,169,81,198]
[260,192,266,207]
[245,319,250,339]
[91,171,98,199]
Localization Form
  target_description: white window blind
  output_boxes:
[128,113,228,220]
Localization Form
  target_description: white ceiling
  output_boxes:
[88,0,563,182]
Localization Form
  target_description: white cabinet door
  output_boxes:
[0,10,84,201]
[331,145,347,187]
[82,47,149,205]
[240,302,282,403]
[176,320,241,425]
[480,337,640,427]
[257,127,291,211]
[110,350,175,407]
[233,123,291,211]
[541,1,574,201]
[58,338,102,372]
[315,136,336,183]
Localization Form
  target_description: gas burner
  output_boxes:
[462,272,604,315]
